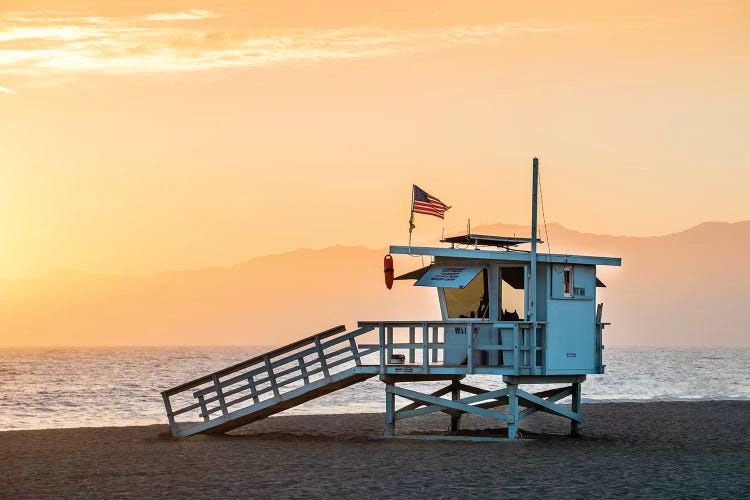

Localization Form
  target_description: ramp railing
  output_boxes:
[161,324,377,436]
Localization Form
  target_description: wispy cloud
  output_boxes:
[0,10,563,83]
[140,10,218,22]
[0,85,15,94]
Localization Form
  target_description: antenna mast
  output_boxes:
[529,157,539,322]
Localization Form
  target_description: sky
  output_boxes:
[0,1,748,279]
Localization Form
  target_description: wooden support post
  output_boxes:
[385,383,396,437]
[162,393,178,437]
[422,324,429,372]
[432,326,439,363]
[571,381,583,437]
[314,335,331,380]
[408,326,415,364]
[507,382,519,439]
[212,374,229,418]
[263,355,280,398]
[450,379,461,432]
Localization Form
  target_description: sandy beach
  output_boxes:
[1,401,748,499]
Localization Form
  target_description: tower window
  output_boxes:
[563,266,573,298]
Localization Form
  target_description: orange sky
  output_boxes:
[0,1,748,279]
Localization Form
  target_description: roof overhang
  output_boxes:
[389,245,621,267]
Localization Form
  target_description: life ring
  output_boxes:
[384,254,394,289]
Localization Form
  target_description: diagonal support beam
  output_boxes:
[391,386,511,422]
[532,387,571,399]
[396,384,454,414]
[518,387,572,420]
[516,388,581,422]
[474,396,510,410]
[395,387,510,420]
[473,388,565,412]
[457,383,493,395]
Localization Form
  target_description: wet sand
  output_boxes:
[1,401,748,499]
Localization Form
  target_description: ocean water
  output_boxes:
[0,346,748,431]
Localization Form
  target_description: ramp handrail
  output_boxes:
[161,324,376,436]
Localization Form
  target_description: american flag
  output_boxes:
[411,184,450,219]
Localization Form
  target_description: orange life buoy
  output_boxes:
[384,254,394,289]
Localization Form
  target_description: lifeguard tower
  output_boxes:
[161,158,621,440]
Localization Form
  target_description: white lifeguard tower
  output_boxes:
[161,158,622,440]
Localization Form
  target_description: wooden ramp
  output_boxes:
[161,325,379,437]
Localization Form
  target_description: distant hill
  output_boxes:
[1,222,748,347]
[0,246,438,347]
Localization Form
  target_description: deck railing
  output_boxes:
[357,320,547,376]
[161,325,377,436]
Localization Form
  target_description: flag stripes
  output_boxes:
[412,185,450,219]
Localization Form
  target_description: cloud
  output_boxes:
[140,10,218,22]
[0,85,15,94]
[0,10,563,82]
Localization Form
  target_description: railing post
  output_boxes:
[422,323,429,372]
[543,324,549,375]
[297,358,310,384]
[314,335,331,380]
[596,323,604,373]
[248,374,260,403]
[162,393,178,437]
[490,325,499,366]
[212,374,229,418]
[349,338,362,366]
[531,323,538,375]
[432,326,439,363]
[379,323,385,374]
[408,326,415,364]
[466,322,473,374]
[197,394,209,421]
[513,324,520,375]
[386,326,394,360]
[264,355,280,398]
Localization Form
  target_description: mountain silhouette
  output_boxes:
[1,222,747,347]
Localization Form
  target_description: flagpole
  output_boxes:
[409,210,414,248]
[408,185,415,253]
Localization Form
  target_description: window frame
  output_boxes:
[441,268,490,320]
[563,265,573,298]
